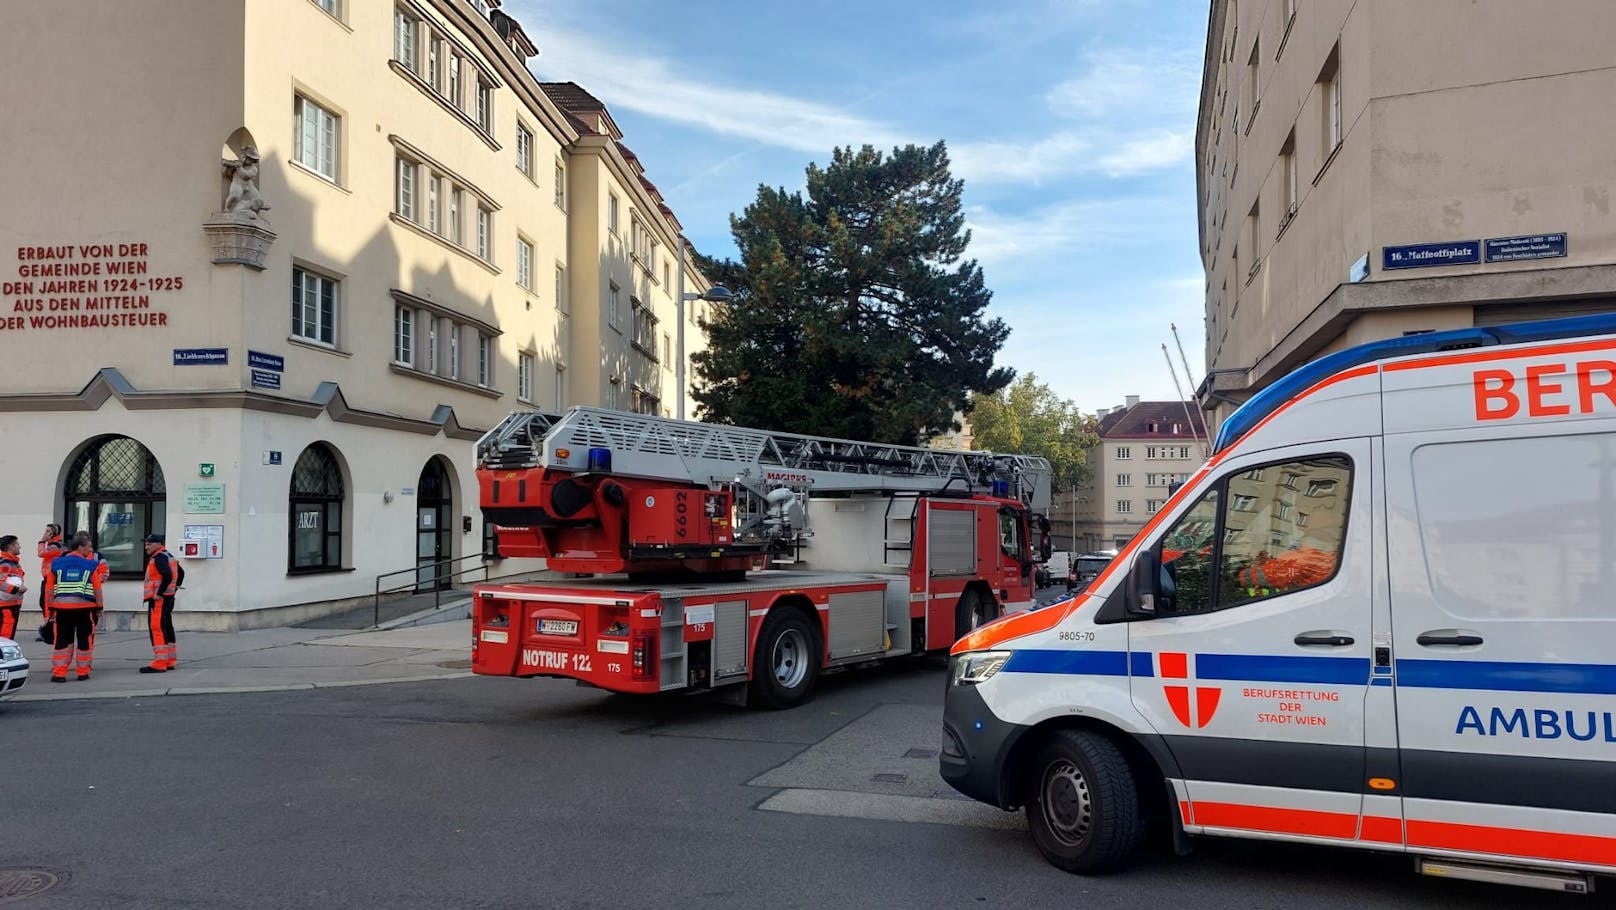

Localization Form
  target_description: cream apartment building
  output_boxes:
[1196,0,1616,431]
[0,0,714,628]
[1068,399,1208,553]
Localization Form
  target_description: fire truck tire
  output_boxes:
[1025,730,1145,874]
[750,609,819,709]
[954,588,995,640]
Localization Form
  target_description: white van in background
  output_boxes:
[942,314,1616,894]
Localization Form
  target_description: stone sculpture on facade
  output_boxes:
[206,142,276,270]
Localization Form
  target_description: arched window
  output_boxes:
[289,443,345,573]
[64,435,167,578]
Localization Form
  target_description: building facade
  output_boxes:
[1196,0,1616,431]
[0,0,713,628]
[1069,399,1208,553]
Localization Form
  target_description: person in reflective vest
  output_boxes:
[46,531,103,682]
[1234,547,1338,598]
[35,523,66,642]
[0,535,25,641]
[139,533,184,673]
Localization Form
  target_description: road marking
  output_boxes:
[757,787,1023,830]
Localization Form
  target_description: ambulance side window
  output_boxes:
[1157,488,1220,614]
[1216,456,1352,608]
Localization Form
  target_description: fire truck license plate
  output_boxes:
[539,619,579,636]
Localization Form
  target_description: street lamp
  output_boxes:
[674,236,734,420]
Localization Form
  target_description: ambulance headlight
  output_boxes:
[952,651,1012,687]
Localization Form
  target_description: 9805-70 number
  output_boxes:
[1058,630,1097,642]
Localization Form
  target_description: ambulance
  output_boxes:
[941,314,1616,893]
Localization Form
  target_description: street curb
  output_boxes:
[7,671,475,703]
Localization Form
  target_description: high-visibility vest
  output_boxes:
[144,549,181,599]
[0,554,23,607]
[49,553,101,606]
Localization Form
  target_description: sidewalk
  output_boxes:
[6,615,475,703]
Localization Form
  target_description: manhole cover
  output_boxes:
[0,869,67,904]
[872,772,908,783]
[435,659,473,670]
[904,748,938,759]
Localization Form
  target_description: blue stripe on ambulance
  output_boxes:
[1396,658,1616,694]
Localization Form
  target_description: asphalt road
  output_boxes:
[2,647,1597,910]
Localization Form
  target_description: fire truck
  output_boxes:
[470,407,1052,707]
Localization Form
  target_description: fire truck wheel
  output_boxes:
[1025,730,1145,874]
[954,588,995,640]
[750,609,819,709]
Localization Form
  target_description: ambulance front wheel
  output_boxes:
[1025,730,1145,874]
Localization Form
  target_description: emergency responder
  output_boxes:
[139,533,183,673]
[0,535,25,641]
[36,523,66,642]
[45,531,103,682]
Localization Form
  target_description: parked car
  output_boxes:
[1066,552,1115,592]
[0,637,28,701]
[1035,551,1071,589]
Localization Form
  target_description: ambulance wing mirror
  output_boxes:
[1126,549,1159,616]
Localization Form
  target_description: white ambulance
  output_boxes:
[941,315,1616,894]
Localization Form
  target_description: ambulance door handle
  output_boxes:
[1416,629,1484,647]
[1294,631,1354,647]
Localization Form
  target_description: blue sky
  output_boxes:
[507,0,1209,415]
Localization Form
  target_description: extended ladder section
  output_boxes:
[478,407,1051,512]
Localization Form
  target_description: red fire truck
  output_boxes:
[470,408,1052,707]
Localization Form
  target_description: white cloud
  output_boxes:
[964,196,1181,268]
[1095,129,1194,177]
[1045,48,1201,120]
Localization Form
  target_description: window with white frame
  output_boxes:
[631,297,657,356]
[1146,446,1160,459]
[426,174,439,234]
[517,352,533,402]
[448,189,462,244]
[393,8,417,71]
[315,0,340,16]
[632,386,659,416]
[427,36,440,91]
[425,318,439,374]
[516,124,533,176]
[517,237,534,289]
[1321,51,1342,153]
[608,283,620,329]
[292,267,337,346]
[1117,500,1133,514]
[395,156,416,221]
[1116,474,1132,487]
[477,335,491,388]
[1147,499,1164,514]
[393,305,414,365]
[663,332,671,366]
[448,54,461,109]
[1116,446,1131,459]
[662,261,670,288]
[475,206,490,260]
[609,377,622,410]
[555,264,567,313]
[554,161,566,208]
[294,95,339,181]
[554,364,565,411]
[476,79,492,133]
[1281,130,1298,221]
[608,193,620,235]
[448,326,460,379]
[1179,446,1192,459]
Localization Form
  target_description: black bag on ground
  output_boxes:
[36,615,55,644]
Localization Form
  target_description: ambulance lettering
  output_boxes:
[1456,706,1616,742]
[1160,652,1221,728]
[1472,359,1616,420]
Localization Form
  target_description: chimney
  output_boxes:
[1125,395,1140,408]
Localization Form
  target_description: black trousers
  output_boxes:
[53,608,94,650]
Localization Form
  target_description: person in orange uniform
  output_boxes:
[35,523,66,642]
[45,531,104,682]
[139,533,184,673]
[0,535,26,640]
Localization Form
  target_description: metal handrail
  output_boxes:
[373,553,491,627]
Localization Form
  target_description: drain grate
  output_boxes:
[904,748,938,759]
[0,869,67,904]
[872,772,908,783]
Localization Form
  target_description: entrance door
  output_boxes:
[416,458,453,591]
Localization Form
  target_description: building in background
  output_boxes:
[0,0,712,628]
[1068,398,1207,553]
[1196,0,1616,431]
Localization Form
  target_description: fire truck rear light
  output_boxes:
[631,630,656,681]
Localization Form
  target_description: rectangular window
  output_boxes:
[609,377,622,410]
[1147,500,1163,514]
[517,352,533,403]
[662,261,670,288]
[555,265,567,313]
[316,0,339,16]
[294,95,339,181]
[554,364,565,411]
[426,174,439,234]
[554,161,566,208]
[448,326,460,380]
[1246,40,1260,122]
[1322,52,1342,153]
[631,297,657,355]
[395,157,415,221]
[476,206,490,260]
[448,54,461,108]
[516,124,533,176]
[1116,500,1133,514]
[292,267,337,346]
[477,335,491,388]
[1179,446,1192,459]
[1281,131,1298,221]
[663,332,671,366]
[428,36,441,92]
[517,237,534,289]
[1146,446,1159,459]
[608,193,620,235]
[1116,474,1132,487]
[425,318,439,374]
[477,79,492,132]
[394,8,416,71]
[1116,446,1131,459]
[608,283,620,329]
[448,189,462,244]
[393,305,414,365]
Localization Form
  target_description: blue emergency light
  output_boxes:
[587,447,613,473]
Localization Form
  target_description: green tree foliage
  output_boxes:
[692,141,1011,445]
[969,374,1100,493]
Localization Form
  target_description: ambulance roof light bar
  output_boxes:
[1214,312,1616,454]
